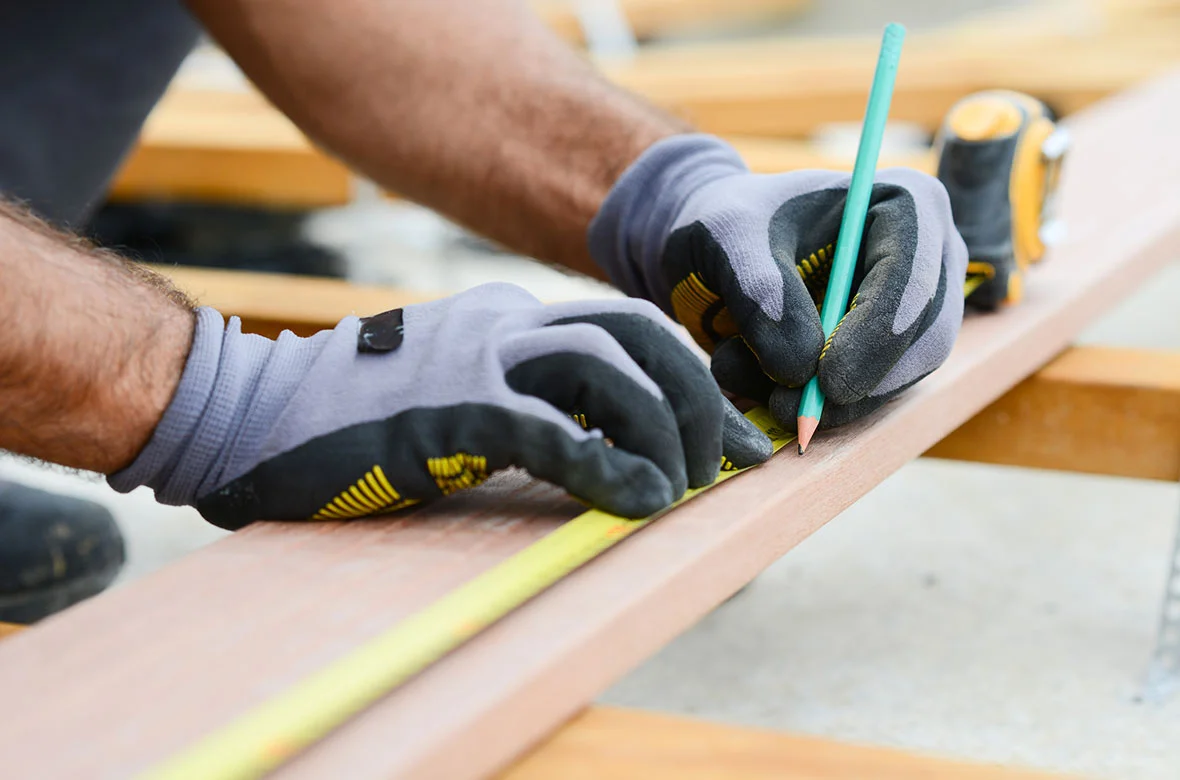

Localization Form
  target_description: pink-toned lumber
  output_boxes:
[0,71,1177,780]
[0,623,1075,779]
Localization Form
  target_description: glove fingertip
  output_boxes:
[595,461,676,519]
[721,402,772,469]
[767,386,802,435]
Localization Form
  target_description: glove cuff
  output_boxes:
[107,307,319,508]
[588,133,747,313]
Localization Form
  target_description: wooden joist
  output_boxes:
[605,16,1180,138]
[534,0,811,44]
[110,1,1176,207]
[110,89,354,209]
[928,346,1180,482]
[157,265,439,340]
[2,70,1176,778]
[507,707,1075,780]
[109,90,905,207]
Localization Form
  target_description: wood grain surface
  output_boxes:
[110,89,354,208]
[603,13,1180,137]
[0,630,1080,779]
[109,3,1176,208]
[504,706,1078,780]
[154,265,440,339]
[928,346,1180,481]
[0,70,1176,780]
[109,89,923,208]
[534,0,810,44]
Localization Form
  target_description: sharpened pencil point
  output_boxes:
[796,416,819,454]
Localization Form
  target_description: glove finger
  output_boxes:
[502,322,688,498]
[547,302,724,489]
[664,221,824,387]
[194,403,678,526]
[818,171,965,405]
[767,384,891,434]
[511,421,678,518]
[710,336,775,405]
[721,400,773,470]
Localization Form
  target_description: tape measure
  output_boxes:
[935,90,1070,308]
[142,407,794,780]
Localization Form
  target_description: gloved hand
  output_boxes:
[590,134,968,431]
[110,283,772,529]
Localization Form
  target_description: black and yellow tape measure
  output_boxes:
[935,90,1070,309]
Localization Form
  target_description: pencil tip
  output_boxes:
[796,416,819,455]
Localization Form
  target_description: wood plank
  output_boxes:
[0,621,1072,778]
[110,89,354,208]
[505,706,1077,780]
[927,346,1180,481]
[112,3,1170,206]
[534,0,810,44]
[604,19,1180,137]
[154,265,440,339]
[108,88,902,207]
[0,69,1176,780]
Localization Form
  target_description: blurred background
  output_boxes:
[3,1,1178,777]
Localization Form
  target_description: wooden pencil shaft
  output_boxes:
[798,22,905,425]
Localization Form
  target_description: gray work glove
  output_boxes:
[110,283,772,529]
[590,134,968,432]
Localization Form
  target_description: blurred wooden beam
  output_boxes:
[110,89,353,208]
[155,265,438,340]
[109,87,932,207]
[605,20,1180,138]
[535,0,810,44]
[927,345,1180,482]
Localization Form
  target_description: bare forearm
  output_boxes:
[0,202,194,472]
[188,0,686,276]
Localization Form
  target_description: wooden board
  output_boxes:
[110,89,354,208]
[110,2,1173,207]
[927,345,1180,481]
[534,0,810,44]
[604,12,1180,137]
[108,88,909,207]
[154,265,440,339]
[507,706,1076,780]
[1,69,1177,780]
[0,631,1074,779]
[0,628,1073,779]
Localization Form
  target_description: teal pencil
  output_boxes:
[797,22,906,454]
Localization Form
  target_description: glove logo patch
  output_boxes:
[357,308,406,353]
[311,465,419,520]
[428,452,489,495]
[670,272,737,349]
